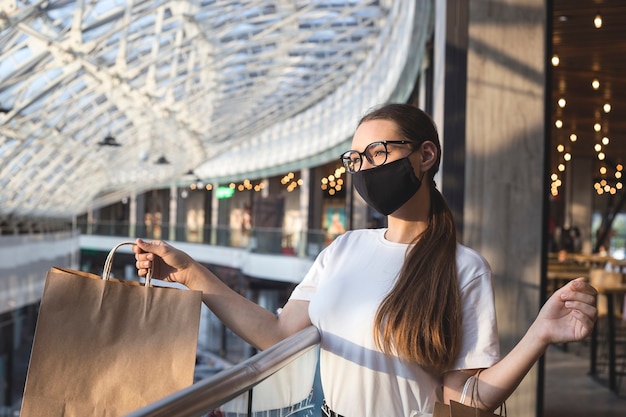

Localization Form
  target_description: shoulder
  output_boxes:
[455,243,492,289]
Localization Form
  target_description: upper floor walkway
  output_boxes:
[1,220,328,315]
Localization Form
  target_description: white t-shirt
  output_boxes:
[289,229,500,417]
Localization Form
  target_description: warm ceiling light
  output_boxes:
[557,144,565,152]
[594,122,602,132]
[598,152,606,160]
[592,79,600,90]
[594,13,602,29]
[551,55,560,66]
[600,167,607,175]
[558,98,566,108]
[616,172,622,179]
[569,134,577,142]
[558,164,565,172]
[551,173,558,181]
[603,103,612,113]
[602,136,610,145]
[617,164,623,171]
[564,153,571,161]
[555,119,563,128]
[594,143,602,152]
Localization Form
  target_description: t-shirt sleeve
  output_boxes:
[288,243,331,301]
[451,268,501,371]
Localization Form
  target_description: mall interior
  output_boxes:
[1,1,626,416]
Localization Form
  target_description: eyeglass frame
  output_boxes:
[340,140,416,173]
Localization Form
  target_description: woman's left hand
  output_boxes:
[536,277,598,344]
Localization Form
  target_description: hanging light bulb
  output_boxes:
[592,79,600,90]
[603,103,612,113]
[551,55,560,66]
[558,98,567,108]
[594,13,602,29]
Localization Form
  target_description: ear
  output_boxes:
[418,141,438,171]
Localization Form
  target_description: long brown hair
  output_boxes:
[363,103,461,371]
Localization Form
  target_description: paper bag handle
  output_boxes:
[102,241,152,287]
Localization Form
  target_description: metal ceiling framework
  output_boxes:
[0,0,433,218]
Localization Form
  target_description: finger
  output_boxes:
[136,238,168,257]
[565,299,597,319]
[561,291,596,308]
[569,278,598,296]
[570,309,596,334]
[132,238,148,254]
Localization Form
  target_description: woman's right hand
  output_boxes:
[132,238,195,286]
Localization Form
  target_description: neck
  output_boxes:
[384,185,432,244]
[384,218,428,244]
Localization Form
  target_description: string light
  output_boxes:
[281,172,303,192]
[594,13,602,29]
[321,166,346,195]
[551,55,560,66]
[603,103,612,113]
[592,79,600,90]
[228,179,265,192]
[558,98,566,108]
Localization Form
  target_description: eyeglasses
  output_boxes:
[340,140,414,173]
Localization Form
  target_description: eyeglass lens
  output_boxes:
[342,142,390,173]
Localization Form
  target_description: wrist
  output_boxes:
[179,261,209,291]
[525,320,552,351]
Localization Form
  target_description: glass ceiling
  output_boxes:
[0,0,433,217]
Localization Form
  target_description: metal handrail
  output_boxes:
[125,326,321,417]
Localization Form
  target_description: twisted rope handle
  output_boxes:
[461,368,507,417]
[101,241,152,287]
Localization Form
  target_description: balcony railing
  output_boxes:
[125,326,321,417]
[77,220,334,258]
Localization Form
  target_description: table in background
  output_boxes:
[589,284,626,393]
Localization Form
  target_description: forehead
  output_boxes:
[352,119,400,149]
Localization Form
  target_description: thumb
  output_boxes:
[135,238,168,256]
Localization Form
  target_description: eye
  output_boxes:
[372,148,388,158]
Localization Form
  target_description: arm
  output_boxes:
[443,277,597,410]
[133,238,312,350]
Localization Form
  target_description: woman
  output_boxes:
[133,103,597,416]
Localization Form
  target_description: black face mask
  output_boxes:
[352,157,422,215]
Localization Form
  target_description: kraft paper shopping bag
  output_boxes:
[20,241,202,417]
[433,370,506,417]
